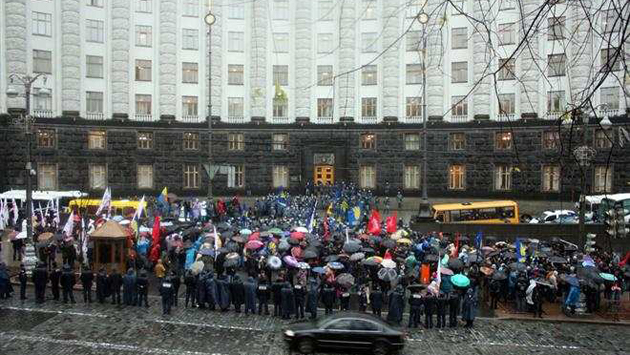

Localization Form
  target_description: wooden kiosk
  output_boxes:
[91,220,128,272]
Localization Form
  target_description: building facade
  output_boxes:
[0,0,628,199]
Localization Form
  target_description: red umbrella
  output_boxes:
[248,232,261,241]
[290,231,305,240]
[245,240,264,250]
[291,246,303,259]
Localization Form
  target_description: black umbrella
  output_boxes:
[382,239,396,249]
[369,236,382,244]
[448,258,464,270]
[302,249,318,259]
[492,271,507,281]
[217,222,231,231]
[407,284,427,292]
[549,256,568,264]
[503,252,517,260]
[508,262,527,272]
[223,257,239,268]
[343,242,361,253]
[225,241,240,252]
[308,239,323,248]
[324,255,339,263]
[361,258,380,267]
[423,254,439,263]
[288,238,300,245]
[467,253,483,264]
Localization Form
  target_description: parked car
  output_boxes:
[283,312,405,355]
[529,210,577,224]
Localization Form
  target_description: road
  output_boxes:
[0,297,628,355]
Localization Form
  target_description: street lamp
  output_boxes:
[416,10,432,221]
[205,10,216,202]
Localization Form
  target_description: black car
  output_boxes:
[283,312,405,355]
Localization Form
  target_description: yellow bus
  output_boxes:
[66,199,147,217]
[432,200,520,224]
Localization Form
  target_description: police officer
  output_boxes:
[370,286,383,317]
[448,291,460,328]
[339,287,351,311]
[49,262,61,301]
[272,278,284,317]
[159,276,174,315]
[96,267,108,304]
[358,286,368,312]
[229,275,245,313]
[60,264,76,304]
[408,290,423,328]
[184,270,197,308]
[170,271,181,307]
[436,291,448,328]
[32,262,48,303]
[80,266,94,303]
[18,264,28,300]
[108,268,122,305]
[424,292,435,329]
[122,268,137,306]
[294,282,306,319]
[136,271,149,307]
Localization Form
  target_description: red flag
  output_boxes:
[386,212,397,234]
[384,249,393,260]
[368,210,381,235]
[323,217,330,242]
[149,215,161,263]
[451,233,460,257]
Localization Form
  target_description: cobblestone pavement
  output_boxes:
[1,297,628,355]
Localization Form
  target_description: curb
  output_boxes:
[495,315,630,326]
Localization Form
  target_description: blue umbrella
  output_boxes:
[327,262,345,270]
[563,275,580,287]
[451,274,470,288]
[312,267,326,274]
[599,272,617,282]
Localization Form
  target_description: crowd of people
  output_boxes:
[1,182,628,328]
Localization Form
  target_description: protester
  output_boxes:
[80,266,94,303]
[60,264,76,304]
[49,262,61,301]
[123,268,137,306]
[243,276,257,315]
[108,268,122,305]
[32,262,48,303]
[184,270,197,308]
[462,287,478,328]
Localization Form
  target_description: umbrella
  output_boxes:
[362,256,383,266]
[381,259,396,269]
[37,232,54,242]
[481,246,495,254]
[268,228,283,236]
[216,222,231,231]
[290,231,305,240]
[381,239,396,249]
[440,267,454,276]
[327,262,345,270]
[324,255,339,263]
[480,266,494,276]
[245,240,264,250]
[283,255,298,268]
[294,226,308,233]
[350,252,365,261]
[423,254,439,263]
[343,242,361,253]
[369,236,383,244]
[562,275,580,287]
[337,253,350,260]
[508,262,527,272]
[199,248,215,256]
[407,284,426,292]
[267,256,282,269]
[303,250,318,260]
[288,238,301,245]
[248,232,261,241]
[549,256,568,264]
[397,238,412,245]
[231,236,245,244]
[599,273,617,282]
[448,258,464,270]
[297,262,311,270]
[377,268,398,282]
[361,247,375,254]
[451,274,471,288]
[223,257,239,268]
[240,228,252,235]
[503,252,517,260]
[391,229,408,240]
[336,273,355,288]
[492,271,507,281]
[312,267,326,274]
[291,247,303,259]
[467,253,484,264]
[278,240,290,251]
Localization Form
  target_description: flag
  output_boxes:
[54,198,60,226]
[516,238,526,262]
[0,200,5,230]
[307,201,317,233]
[11,198,19,225]
[326,203,333,216]
[475,231,483,249]
[81,217,88,262]
[95,187,111,216]
[345,228,349,243]
[346,209,356,227]
[133,195,146,220]
[323,217,330,241]
[367,210,381,235]
[213,225,222,251]
[436,253,442,287]
[386,212,397,234]
[157,187,168,214]
[63,212,75,237]
[149,215,161,263]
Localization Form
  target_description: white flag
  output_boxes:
[95,187,111,216]
[63,212,75,237]
[0,200,5,230]
[81,217,89,262]
[436,253,442,288]
[214,225,219,251]
[11,198,19,225]
[133,195,146,220]
[1,200,8,228]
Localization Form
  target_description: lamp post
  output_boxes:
[416,11,432,221]
[205,10,216,202]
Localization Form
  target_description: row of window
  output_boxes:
[35,161,614,193]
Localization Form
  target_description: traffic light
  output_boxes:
[614,202,628,238]
[584,233,597,253]
[604,208,617,238]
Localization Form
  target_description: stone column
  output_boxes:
[519,0,541,118]
[294,0,312,120]
[382,0,400,120]
[569,0,593,108]
[5,0,27,109]
[472,0,492,119]
[426,1,444,120]
[111,0,130,119]
[208,0,223,118]
[159,0,177,119]
[60,0,81,116]
[338,1,356,120]
[250,0,267,120]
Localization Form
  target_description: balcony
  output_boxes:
[85,112,104,120]
[598,108,622,118]
[450,115,469,123]
[33,109,54,118]
[496,113,516,122]
[315,116,333,124]
[544,112,563,121]
[271,116,290,124]
[360,116,377,124]
[226,115,244,123]
[181,115,203,123]
[132,113,156,122]
[404,115,424,123]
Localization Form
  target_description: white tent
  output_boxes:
[0,190,87,201]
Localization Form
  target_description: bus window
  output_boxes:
[435,212,445,222]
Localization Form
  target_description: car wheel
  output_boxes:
[372,341,390,355]
[297,338,314,354]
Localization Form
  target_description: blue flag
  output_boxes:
[475,231,483,249]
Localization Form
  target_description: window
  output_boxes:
[495,165,512,191]
[406,31,421,52]
[89,164,107,190]
[228,2,244,19]
[86,55,104,78]
[317,65,333,86]
[404,165,420,189]
[137,132,153,149]
[495,132,512,150]
[273,98,288,118]
[86,91,104,113]
[547,91,565,113]
[498,58,516,80]
[501,0,516,10]
[182,96,198,116]
[362,32,377,53]
[183,0,198,17]
[548,54,566,76]
[33,50,52,74]
[452,28,467,49]
[183,164,200,189]
[32,12,52,36]
[548,17,565,40]
[363,0,376,20]
[594,129,612,149]
[88,130,106,150]
[404,133,420,151]
[273,33,289,53]
[542,131,559,150]
[272,134,288,151]
[449,133,465,151]
[361,65,377,85]
[228,32,244,52]
[87,0,104,6]
[362,98,377,118]
[137,165,154,189]
[451,62,468,83]
[600,48,621,72]
[228,64,244,85]
[360,133,376,150]
[182,62,198,83]
[136,25,152,47]
[498,23,515,45]
[228,165,245,188]
[603,10,621,34]
[318,0,333,21]
[497,94,516,115]
[318,33,333,53]
[406,97,421,117]
[37,129,55,148]
[135,94,152,114]
[182,29,198,50]
[86,20,104,43]
[449,165,466,190]
[183,132,199,150]
[38,164,57,191]
[273,65,288,85]
[359,165,376,189]
[600,87,619,110]
[406,64,422,84]
[272,165,289,188]
[135,59,152,81]
[452,96,468,116]
[273,0,289,20]
[228,97,244,117]
[593,166,612,193]
[318,98,333,118]
[33,89,52,110]
[137,0,152,13]
[228,133,244,151]
[542,165,560,192]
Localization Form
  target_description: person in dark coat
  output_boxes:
[321,283,336,315]
[489,279,501,309]
[281,282,295,319]
[196,272,207,309]
[170,271,180,307]
[272,278,284,317]
[184,270,197,308]
[436,292,448,328]
[18,264,28,300]
[159,276,174,315]
[0,263,11,299]
[369,286,383,317]
[108,268,122,305]
[448,291,459,327]
[358,285,368,312]
[79,266,94,303]
[49,262,61,301]
[387,285,405,325]
[230,275,245,312]
[204,272,217,310]
[461,287,478,327]
[136,271,149,307]
[256,276,270,315]
[95,267,108,304]
[216,274,231,311]
[424,292,435,329]
[293,282,306,319]
[339,286,351,311]
[244,276,257,315]
[60,264,76,303]
[305,278,319,319]
[32,262,48,303]
[408,290,423,328]
[122,268,137,306]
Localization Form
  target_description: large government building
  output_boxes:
[0,0,628,199]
